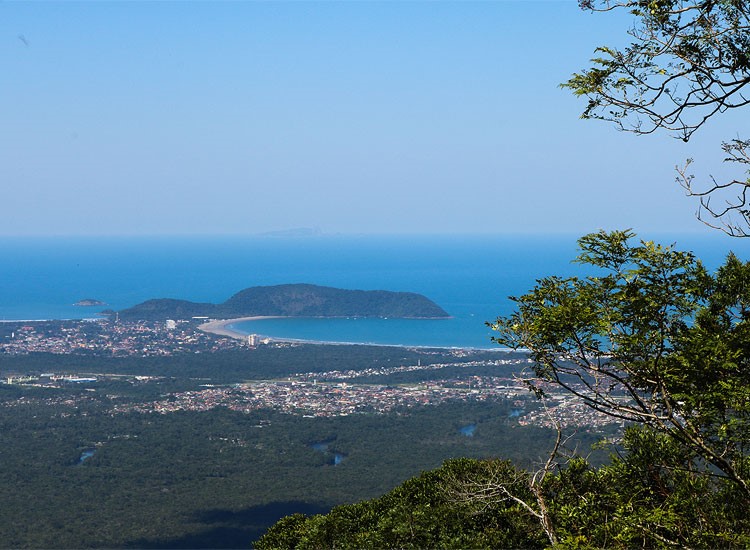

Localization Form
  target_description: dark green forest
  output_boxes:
[117,283,449,321]
[6,0,750,547]
[258,231,750,548]
[0,345,513,382]
[0,344,592,548]
[0,394,570,547]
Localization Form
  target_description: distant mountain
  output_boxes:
[117,284,450,321]
[118,298,216,321]
[257,227,323,238]
[73,298,107,307]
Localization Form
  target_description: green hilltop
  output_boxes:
[117,283,450,321]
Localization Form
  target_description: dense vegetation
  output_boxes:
[0,344,514,383]
[256,458,547,549]
[0,396,574,548]
[257,426,750,549]
[0,344,597,548]
[117,284,449,321]
[260,232,750,548]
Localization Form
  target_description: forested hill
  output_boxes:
[117,284,450,321]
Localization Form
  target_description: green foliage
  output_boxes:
[0,344,504,383]
[491,230,750,496]
[0,390,563,548]
[563,1,750,141]
[260,425,750,549]
[256,232,750,548]
[565,2,750,235]
[549,426,750,548]
[118,284,449,321]
[255,458,547,550]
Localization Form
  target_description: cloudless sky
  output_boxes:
[2,1,745,236]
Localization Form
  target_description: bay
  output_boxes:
[1,232,746,348]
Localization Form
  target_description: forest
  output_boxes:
[117,284,449,321]
[257,230,750,548]
[7,1,750,546]
[0,343,608,548]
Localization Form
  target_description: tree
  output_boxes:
[489,230,750,498]
[256,430,750,548]
[677,138,750,236]
[563,1,750,235]
[255,230,750,546]
[254,458,547,549]
[545,426,750,547]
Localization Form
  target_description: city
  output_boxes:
[0,318,621,430]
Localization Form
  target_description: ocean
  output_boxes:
[2,233,747,349]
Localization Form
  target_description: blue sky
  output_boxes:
[1,1,744,236]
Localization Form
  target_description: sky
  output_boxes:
[1,0,746,236]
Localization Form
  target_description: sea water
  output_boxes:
[1,233,746,348]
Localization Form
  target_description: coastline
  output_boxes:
[198,316,502,351]
[3,316,499,350]
[197,316,286,341]
[0,317,106,323]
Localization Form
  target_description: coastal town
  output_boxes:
[0,318,621,431]
[0,318,242,356]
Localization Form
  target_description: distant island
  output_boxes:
[73,298,107,307]
[116,284,450,321]
[258,227,323,238]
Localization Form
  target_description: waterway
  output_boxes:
[77,449,95,464]
[459,424,476,437]
[310,441,345,466]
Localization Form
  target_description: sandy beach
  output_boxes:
[197,316,498,350]
[197,316,285,340]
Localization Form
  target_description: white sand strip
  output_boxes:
[198,316,285,340]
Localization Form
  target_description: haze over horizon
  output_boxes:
[2,1,744,237]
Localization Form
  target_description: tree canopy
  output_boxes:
[255,429,750,548]
[564,1,750,235]
[257,232,750,548]
[490,230,750,498]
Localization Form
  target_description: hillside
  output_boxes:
[254,458,546,549]
[117,284,450,321]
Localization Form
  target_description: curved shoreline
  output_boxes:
[197,316,287,341]
[198,316,502,351]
